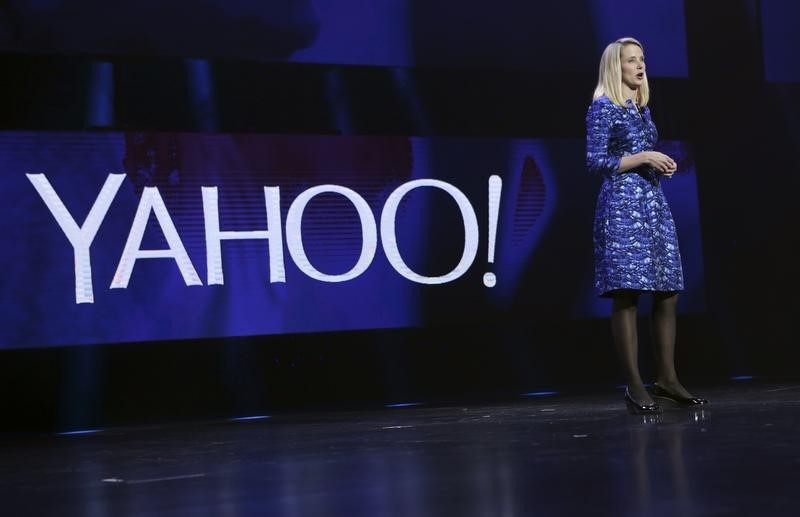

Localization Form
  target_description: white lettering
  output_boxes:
[381,179,478,284]
[285,185,377,282]
[27,173,125,303]
[202,186,285,285]
[111,187,202,289]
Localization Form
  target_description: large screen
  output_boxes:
[761,0,800,82]
[0,0,688,76]
[1,131,705,349]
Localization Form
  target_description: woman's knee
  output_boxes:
[652,291,678,312]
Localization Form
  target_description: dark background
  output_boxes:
[0,0,798,431]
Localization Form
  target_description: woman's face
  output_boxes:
[620,44,646,92]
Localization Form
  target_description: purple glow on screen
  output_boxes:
[586,0,688,77]
[2,1,687,75]
[761,0,800,82]
[291,0,688,76]
[0,132,703,349]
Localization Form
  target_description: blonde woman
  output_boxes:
[586,37,707,414]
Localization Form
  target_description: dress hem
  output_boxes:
[597,287,684,299]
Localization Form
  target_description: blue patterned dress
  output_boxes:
[586,95,684,297]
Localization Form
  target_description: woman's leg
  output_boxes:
[650,291,694,398]
[611,290,653,404]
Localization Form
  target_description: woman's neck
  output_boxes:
[622,85,638,103]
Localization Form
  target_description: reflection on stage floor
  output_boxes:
[1,379,798,516]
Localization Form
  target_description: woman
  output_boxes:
[586,37,707,414]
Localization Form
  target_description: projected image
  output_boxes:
[0,0,320,61]
[0,132,704,349]
[0,1,687,76]
[295,0,688,76]
[761,0,800,82]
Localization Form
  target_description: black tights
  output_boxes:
[611,290,691,404]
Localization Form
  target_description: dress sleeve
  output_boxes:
[585,100,621,178]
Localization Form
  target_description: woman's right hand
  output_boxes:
[641,151,677,175]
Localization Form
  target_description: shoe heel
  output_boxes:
[625,388,662,415]
[652,383,709,406]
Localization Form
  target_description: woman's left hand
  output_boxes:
[660,159,677,178]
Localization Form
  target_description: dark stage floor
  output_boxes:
[2,379,799,516]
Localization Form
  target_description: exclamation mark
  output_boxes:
[483,175,502,287]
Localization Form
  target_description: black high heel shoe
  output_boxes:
[625,388,662,414]
[651,383,708,406]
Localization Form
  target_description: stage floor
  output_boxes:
[2,379,798,516]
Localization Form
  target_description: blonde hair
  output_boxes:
[592,37,649,107]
